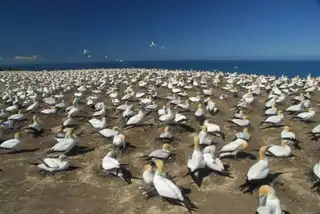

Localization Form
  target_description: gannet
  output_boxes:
[102,150,132,184]
[153,159,197,211]
[195,103,205,123]
[30,154,71,172]
[239,146,269,193]
[25,115,43,135]
[186,134,206,186]
[266,140,292,157]
[99,126,120,138]
[260,110,284,128]
[156,126,173,142]
[257,185,284,214]
[293,108,315,122]
[88,117,106,129]
[311,160,320,193]
[218,138,248,158]
[203,120,225,140]
[203,145,229,176]
[0,132,23,151]
[48,128,77,155]
[235,127,251,141]
[308,124,320,141]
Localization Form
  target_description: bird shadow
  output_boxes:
[219,151,257,160]
[239,172,284,194]
[38,166,81,176]
[66,146,95,156]
[5,148,39,154]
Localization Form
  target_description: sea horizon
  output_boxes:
[1,59,320,77]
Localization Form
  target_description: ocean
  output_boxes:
[1,60,320,77]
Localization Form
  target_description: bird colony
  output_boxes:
[0,69,319,214]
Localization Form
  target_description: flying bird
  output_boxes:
[150,41,156,47]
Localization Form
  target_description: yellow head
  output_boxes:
[14,132,21,139]
[308,108,314,112]
[162,143,170,150]
[112,126,120,131]
[280,140,288,146]
[283,126,290,131]
[259,185,275,197]
[243,115,249,120]
[198,103,202,108]
[154,159,165,174]
[201,125,208,132]
[120,134,126,141]
[164,126,169,132]
[66,127,75,137]
[243,127,249,133]
[259,145,268,160]
[193,133,200,149]
[241,140,248,150]
[143,164,153,172]
[277,110,283,115]
[33,115,40,123]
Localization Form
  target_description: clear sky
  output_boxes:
[1,0,320,63]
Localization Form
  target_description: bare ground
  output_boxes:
[0,80,320,214]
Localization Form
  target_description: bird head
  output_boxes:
[162,143,170,150]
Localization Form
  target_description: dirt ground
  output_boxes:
[0,72,320,214]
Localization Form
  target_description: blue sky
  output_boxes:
[1,0,320,63]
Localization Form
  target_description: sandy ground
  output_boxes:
[0,75,320,214]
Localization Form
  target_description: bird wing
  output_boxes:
[154,175,184,201]
[256,206,271,214]
[247,161,269,180]
[99,129,119,138]
[42,158,60,169]
[102,156,120,170]
[149,150,169,159]
[52,138,75,151]
[220,139,242,153]
[0,139,20,149]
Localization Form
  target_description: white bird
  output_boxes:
[25,115,43,134]
[203,145,227,175]
[92,105,105,117]
[293,108,315,122]
[41,106,57,115]
[228,115,250,127]
[142,164,154,185]
[187,134,206,186]
[218,138,248,158]
[112,133,126,149]
[102,150,132,184]
[308,124,320,141]
[198,125,213,146]
[126,109,145,126]
[235,127,251,141]
[32,154,71,172]
[153,159,196,211]
[0,132,22,150]
[260,110,284,127]
[158,105,167,116]
[49,128,77,154]
[150,41,156,47]
[8,110,25,121]
[157,126,173,142]
[257,185,284,214]
[266,140,292,157]
[88,117,106,129]
[146,143,171,162]
[311,160,320,192]
[99,126,120,138]
[240,146,269,192]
